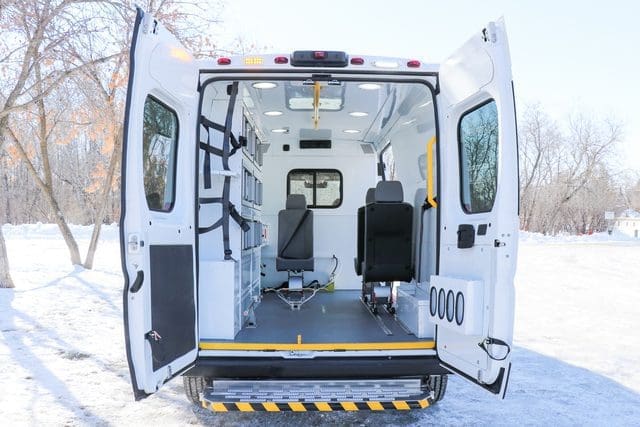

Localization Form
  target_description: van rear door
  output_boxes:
[121,8,199,400]
[432,18,518,397]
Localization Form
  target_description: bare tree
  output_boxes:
[0,0,119,283]
[518,104,622,235]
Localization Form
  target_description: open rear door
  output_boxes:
[120,8,199,400]
[431,18,518,397]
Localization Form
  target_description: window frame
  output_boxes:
[142,94,180,213]
[457,98,499,215]
[286,168,343,209]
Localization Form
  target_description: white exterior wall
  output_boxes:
[614,216,640,238]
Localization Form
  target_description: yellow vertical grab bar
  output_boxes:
[427,136,437,208]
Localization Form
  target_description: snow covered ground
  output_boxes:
[1,224,640,425]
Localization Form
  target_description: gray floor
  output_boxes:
[230,290,426,343]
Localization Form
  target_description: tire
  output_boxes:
[183,376,207,405]
[427,374,448,403]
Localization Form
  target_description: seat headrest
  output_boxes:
[375,181,404,203]
[286,194,307,209]
[365,188,376,204]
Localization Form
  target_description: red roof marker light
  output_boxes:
[274,56,289,64]
[407,59,421,68]
[217,57,231,65]
[350,57,364,65]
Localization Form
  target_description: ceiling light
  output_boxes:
[358,83,381,91]
[402,118,417,126]
[264,110,283,116]
[343,129,360,134]
[349,111,368,117]
[252,82,277,89]
[271,128,289,134]
[418,101,433,108]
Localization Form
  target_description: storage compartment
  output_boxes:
[198,260,240,340]
[396,284,433,338]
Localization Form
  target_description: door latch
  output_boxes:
[494,239,506,247]
[128,234,143,253]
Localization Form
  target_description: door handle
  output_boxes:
[129,270,144,293]
[457,224,475,249]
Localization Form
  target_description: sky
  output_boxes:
[219,0,640,172]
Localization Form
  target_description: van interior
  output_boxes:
[196,77,438,347]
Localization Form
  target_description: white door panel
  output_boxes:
[121,8,199,400]
[433,18,518,397]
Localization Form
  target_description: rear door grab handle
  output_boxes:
[129,270,144,293]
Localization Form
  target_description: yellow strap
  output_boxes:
[427,136,437,208]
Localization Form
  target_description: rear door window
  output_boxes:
[142,96,179,212]
[458,100,498,214]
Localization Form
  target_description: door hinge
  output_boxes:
[494,239,506,247]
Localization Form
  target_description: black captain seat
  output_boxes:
[355,187,376,275]
[276,194,314,272]
[362,181,414,284]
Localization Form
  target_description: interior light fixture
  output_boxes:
[271,128,289,133]
[349,111,368,117]
[252,82,277,89]
[402,118,417,126]
[264,110,283,116]
[358,83,381,91]
[343,129,361,134]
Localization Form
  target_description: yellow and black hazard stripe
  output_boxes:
[202,398,431,412]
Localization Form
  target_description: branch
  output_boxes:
[0,53,120,120]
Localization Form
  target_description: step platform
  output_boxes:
[201,378,433,412]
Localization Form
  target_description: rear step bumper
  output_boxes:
[187,355,447,378]
[201,379,433,412]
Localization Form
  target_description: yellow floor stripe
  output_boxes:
[367,401,384,411]
[262,402,280,412]
[341,402,358,411]
[393,401,410,410]
[235,402,254,412]
[199,340,435,351]
[315,402,332,411]
[210,402,227,412]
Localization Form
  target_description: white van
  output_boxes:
[121,8,519,412]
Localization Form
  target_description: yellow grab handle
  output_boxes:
[427,136,437,208]
[313,81,321,129]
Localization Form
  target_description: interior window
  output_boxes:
[142,96,178,212]
[287,169,342,208]
[458,100,498,214]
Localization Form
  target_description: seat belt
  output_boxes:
[279,210,311,259]
[198,81,250,260]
